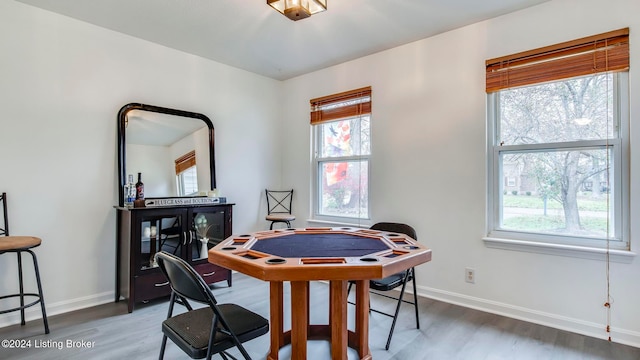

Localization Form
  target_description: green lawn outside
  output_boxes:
[502,194,609,234]
[502,194,608,211]
[502,215,608,233]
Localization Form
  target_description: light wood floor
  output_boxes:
[1,273,639,360]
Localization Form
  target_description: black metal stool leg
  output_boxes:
[29,249,49,334]
[17,251,26,325]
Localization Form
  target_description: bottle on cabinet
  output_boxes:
[124,174,136,207]
[135,172,144,200]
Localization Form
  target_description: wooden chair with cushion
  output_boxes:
[265,189,295,229]
[155,251,269,360]
[348,222,420,350]
[0,192,49,334]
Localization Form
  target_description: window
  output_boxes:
[175,150,198,196]
[311,87,371,221]
[486,29,629,250]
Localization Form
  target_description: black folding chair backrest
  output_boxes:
[370,222,417,240]
[155,251,213,305]
[265,189,294,215]
[0,192,8,236]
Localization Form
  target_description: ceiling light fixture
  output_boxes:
[267,0,327,21]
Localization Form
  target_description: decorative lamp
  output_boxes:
[267,0,327,21]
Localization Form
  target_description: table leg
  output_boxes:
[290,281,309,360]
[355,280,371,359]
[330,280,348,360]
[268,281,284,360]
[306,281,310,330]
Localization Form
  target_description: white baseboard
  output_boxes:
[415,285,640,349]
[0,291,114,329]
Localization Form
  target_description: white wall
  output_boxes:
[127,144,173,197]
[0,1,282,325]
[282,0,640,347]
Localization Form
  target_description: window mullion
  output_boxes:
[498,139,616,153]
[317,155,368,163]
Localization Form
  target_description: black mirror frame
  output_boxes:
[117,103,216,207]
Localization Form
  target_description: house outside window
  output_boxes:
[486,29,629,250]
[311,87,371,221]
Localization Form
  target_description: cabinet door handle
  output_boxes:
[154,281,170,287]
[201,271,216,277]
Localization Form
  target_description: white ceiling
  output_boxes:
[16,0,550,80]
[126,110,206,146]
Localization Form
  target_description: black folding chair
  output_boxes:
[155,251,268,359]
[348,222,420,350]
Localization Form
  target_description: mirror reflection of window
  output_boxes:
[175,151,198,196]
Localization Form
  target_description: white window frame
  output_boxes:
[486,73,630,255]
[176,165,198,196]
[312,117,371,225]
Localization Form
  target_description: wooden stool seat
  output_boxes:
[0,236,42,251]
[265,213,296,222]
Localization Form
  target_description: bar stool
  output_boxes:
[0,193,49,334]
[265,189,295,229]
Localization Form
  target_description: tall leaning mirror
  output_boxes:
[117,103,216,207]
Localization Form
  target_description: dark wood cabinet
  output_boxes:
[115,203,233,312]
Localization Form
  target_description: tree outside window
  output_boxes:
[317,118,370,219]
[490,72,627,248]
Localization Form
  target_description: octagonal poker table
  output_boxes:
[208,227,432,360]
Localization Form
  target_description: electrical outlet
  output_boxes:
[465,267,475,284]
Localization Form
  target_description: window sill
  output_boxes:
[483,237,636,263]
[307,218,371,229]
